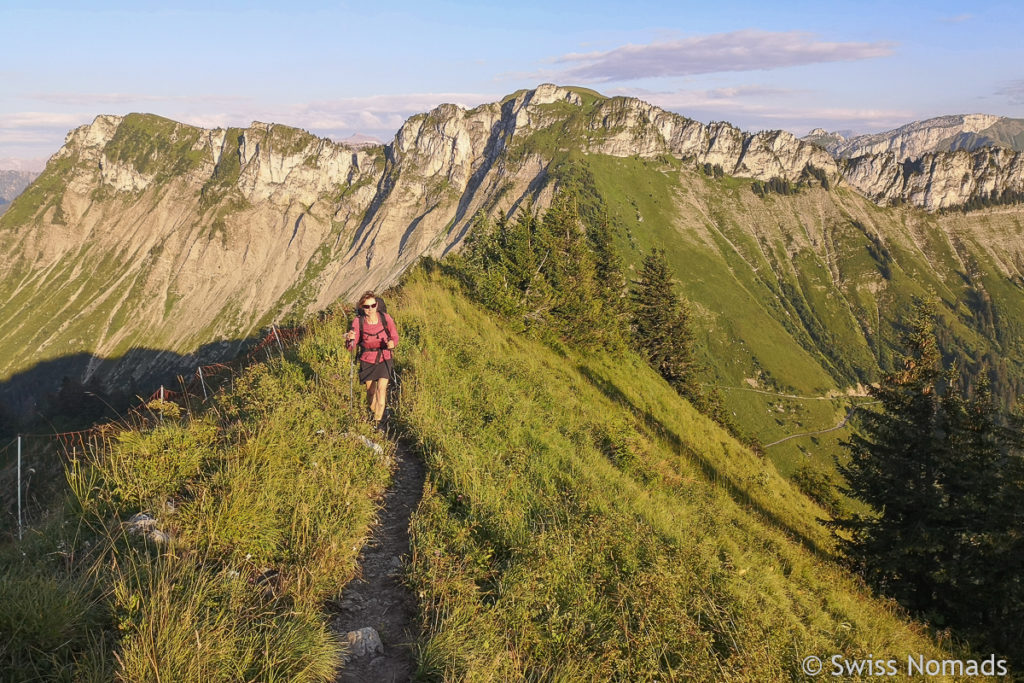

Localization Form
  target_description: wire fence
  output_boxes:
[2,307,879,536]
[10,323,320,446]
[2,316,355,539]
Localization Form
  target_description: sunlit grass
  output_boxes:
[396,266,959,680]
[0,314,392,680]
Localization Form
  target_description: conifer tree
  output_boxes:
[937,372,1024,639]
[630,249,696,390]
[833,302,1024,647]
[833,303,949,612]
[459,176,629,350]
[585,205,627,346]
[507,201,554,323]
[542,192,604,347]
[461,212,514,318]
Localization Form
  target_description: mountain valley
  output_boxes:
[3,86,1024,474]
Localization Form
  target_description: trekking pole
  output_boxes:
[348,353,354,411]
[17,435,22,541]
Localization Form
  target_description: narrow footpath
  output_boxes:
[764,406,857,448]
[332,438,425,682]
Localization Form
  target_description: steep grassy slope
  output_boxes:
[0,264,972,680]
[568,154,1024,471]
[394,267,956,680]
[0,318,392,680]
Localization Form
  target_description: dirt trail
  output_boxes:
[332,437,424,682]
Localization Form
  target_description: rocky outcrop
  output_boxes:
[804,114,1024,160]
[843,146,1024,210]
[2,84,1024,407]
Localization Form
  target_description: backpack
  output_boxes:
[354,297,393,363]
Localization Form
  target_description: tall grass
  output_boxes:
[0,314,393,680]
[1,266,974,681]
[396,267,961,681]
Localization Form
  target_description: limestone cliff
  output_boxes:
[800,114,1024,209]
[843,145,1024,209]
[806,114,1024,159]
[2,84,1024,410]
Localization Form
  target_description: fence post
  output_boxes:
[273,325,285,356]
[17,435,22,541]
[178,375,190,414]
[198,366,208,400]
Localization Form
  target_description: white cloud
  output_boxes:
[0,157,46,172]
[257,92,499,141]
[30,93,255,106]
[996,80,1024,105]
[0,112,92,129]
[106,91,500,140]
[553,30,895,82]
[0,112,96,152]
[610,86,914,135]
[938,13,973,23]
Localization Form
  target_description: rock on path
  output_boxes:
[332,438,425,682]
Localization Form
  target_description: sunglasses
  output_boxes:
[362,302,377,309]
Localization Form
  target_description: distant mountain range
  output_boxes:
[0,170,40,216]
[803,114,1024,160]
[0,157,46,173]
[3,86,1024,446]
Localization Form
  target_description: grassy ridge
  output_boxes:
[395,267,954,681]
[1,265,968,680]
[0,317,392,680]
[575,154,1024,473]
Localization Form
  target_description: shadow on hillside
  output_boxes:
[0,335,263,433]
[576,364,831,558]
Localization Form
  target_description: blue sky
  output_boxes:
[2,0,1023,164]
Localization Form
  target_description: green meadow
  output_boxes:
[1,317,392,680]
[0,263,969,681]
[394,266,957,680]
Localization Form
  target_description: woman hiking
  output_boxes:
[345,290,398,427]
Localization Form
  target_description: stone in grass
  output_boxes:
[125,513,170,543]
[126,512,157,533]
[344,627,384,660]
[147,529,170,544]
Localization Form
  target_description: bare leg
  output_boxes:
[372,377,389,422]
[364,380,374,419]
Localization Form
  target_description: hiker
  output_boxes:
[345,290,398,426]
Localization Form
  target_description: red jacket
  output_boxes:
[347,313,398,363]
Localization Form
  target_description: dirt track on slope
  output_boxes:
[332,437,424,682]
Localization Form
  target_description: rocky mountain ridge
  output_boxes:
[3,84,1024,417]
[804,113,1024,161]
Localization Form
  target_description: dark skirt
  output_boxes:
[359,358,393,383]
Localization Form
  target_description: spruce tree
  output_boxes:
[462,212,516,318]
[833,303,948,612]
[508,201,554,324]
[630,249,696,390]
[585,204,628,348]
[459,178,629,350]
[834,302,1024,648]
[938,372,1024,641]
[542,192,604,347]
